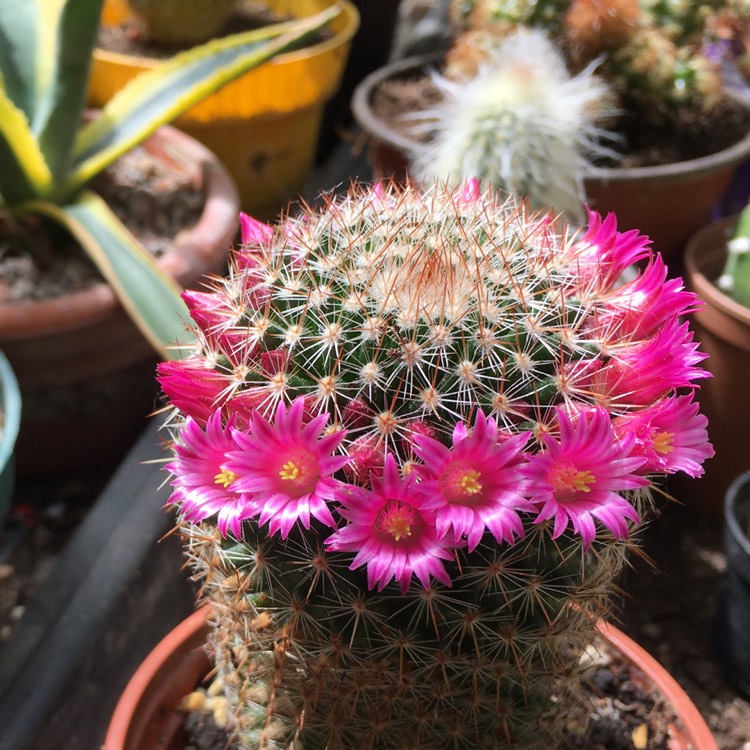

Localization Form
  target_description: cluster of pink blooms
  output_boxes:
[159,192,714,595]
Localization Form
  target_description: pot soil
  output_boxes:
[103,607,717,750]
[678,215,750,521]
[90,0,359,219]
[0,124,239,476]
[351,53,750,265]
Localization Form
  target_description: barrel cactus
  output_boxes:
[159,180,713,749]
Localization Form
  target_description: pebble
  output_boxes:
[742,742,750,750]
[0,563,14,581]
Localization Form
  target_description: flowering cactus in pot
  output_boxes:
[159,180,714,749]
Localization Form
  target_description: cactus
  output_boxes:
[443,0,747,165]
[160,181,713,749]
[126,0,241,46]
[410,28,614,223]
[718,201,750,306]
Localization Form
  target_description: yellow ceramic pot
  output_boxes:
[91,0,359,218]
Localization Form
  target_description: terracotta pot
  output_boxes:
[91,0,359,219]
[678,215,750,520]
[351,54,750,265]
[104,607,716,750]
[715,470,750,697]
[0,124,239,475]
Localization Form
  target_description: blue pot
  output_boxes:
[0,351,21,526]
[715,470,750,696]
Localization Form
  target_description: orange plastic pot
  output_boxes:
[90,0,359,219]
[351,53,750,266]
[0,124,239,475]
[104,608,717,750]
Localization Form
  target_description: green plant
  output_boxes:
[0,0,341,359]
[717,200,750,306]
[125,0,242,47]
[160,180,713,748]
[410,27,613,221]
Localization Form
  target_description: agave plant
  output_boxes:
[0,0,341,358]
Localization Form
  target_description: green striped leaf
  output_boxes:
[63,4,340,197]
[0,89,53,202]
[18,192,194,359]
[0,0,102,182]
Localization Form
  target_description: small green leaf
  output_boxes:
[18,192,195,359]
[63,4,341,197]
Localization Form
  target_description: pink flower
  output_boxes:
[521,407,648,547]
[412,411,534,551]
[157,359,231,425]
[225,398,349,539]
[182,290,258,366]
[326,454,454,593]
[613,394,714,477]
[166,410,257,538]
[239,212,273,246]
[568,209,652,292]
[594,318,709,406]
[596,256,701,340]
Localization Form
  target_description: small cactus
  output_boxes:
[718,201,750,306]
[160,181,713,749]
[126,0,241,46]
[410,29,614,222]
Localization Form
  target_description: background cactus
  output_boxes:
[410,28,613,222]
[718,200,750,306]
[442,0,749,165]
[160,181,713,749]
[125,0,242,46]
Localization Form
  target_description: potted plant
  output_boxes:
[120,180,716,748]
[715,470,750,697]
[680,202,750,518]
[0,0,342,473]
[89,0,360,219]
[352,0,750,261]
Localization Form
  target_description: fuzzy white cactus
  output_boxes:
[409,28,615,222]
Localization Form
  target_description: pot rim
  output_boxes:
[351,52,750,183]
[684,215,750,326]
[726,471,750,555]
[0,122,239,339]
[105,608,716,750]
[0,350,21,473]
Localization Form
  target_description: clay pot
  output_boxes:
[0,124,239,475]
[351,54,750,265]
[104,607,716,750]
[678,215,750,520]
[91,0,359,219]
[715,470,750,697]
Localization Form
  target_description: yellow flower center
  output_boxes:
[459,469,482,495]
[376,501,417,542]
[549,462,596,499]
[214,469,237,488]
[653,431,675,455]
[279,461,301,481]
